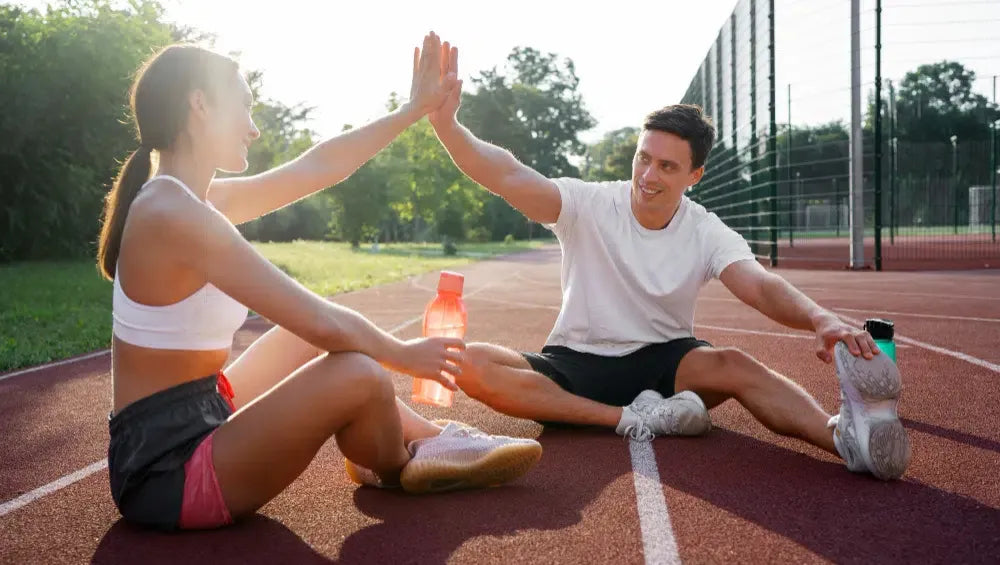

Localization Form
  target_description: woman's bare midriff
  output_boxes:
[112,338,230,415]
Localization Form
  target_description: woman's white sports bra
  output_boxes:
[112,175,249,351]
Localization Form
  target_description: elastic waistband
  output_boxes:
[109,374,220,431]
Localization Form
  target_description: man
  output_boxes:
[428,45,910,481]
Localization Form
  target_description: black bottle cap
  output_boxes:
[864,318,894,340]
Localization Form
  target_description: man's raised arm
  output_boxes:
[429,44,562,225]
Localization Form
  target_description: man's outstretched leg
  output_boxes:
[673,344,910,480]
[456,342,711,438]
[455,343,623,427]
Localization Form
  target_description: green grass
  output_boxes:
[0,261,113,373]
[255,240,546,297]
[0,239,547,373]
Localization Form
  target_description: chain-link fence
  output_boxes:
[681,0,999,270]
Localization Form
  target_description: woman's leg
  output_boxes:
[211,351,410,518]
[224,324,443,444]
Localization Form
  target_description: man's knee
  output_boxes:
[464,342,493,366]
[458,343,534,408]
[680,347,759,396]
[456,343,497,402]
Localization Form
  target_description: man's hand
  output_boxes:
[409,32,459,116]
[384,336,465,390]
[428,41,461,128]
[813,314,879,364]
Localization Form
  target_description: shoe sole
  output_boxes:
[834,342,911,480]
[400,442,543,494]
[344,459,365,485]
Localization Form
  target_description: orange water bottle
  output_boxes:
[411,271,467,407]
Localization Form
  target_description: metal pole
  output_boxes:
[750,0,759,257]
[731,15,739,235]
[717,33,724,142]
[952,135,959,235]
[850,0,865,268]
[873,0,883,270]
[769,0,778,266]
[993,76,997,242]
[834,176,840,237]
[788,83,794,247]
[889,79,896,244]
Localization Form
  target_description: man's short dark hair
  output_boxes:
[642,104,716,170]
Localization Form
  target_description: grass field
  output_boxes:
[0,239,547,372]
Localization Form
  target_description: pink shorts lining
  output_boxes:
[178,429,232,529]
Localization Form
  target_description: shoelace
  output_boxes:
[447,425,492,441]
[623,421,655,442]
[647,405,679,435]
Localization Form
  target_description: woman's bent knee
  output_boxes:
[315,353,394,404]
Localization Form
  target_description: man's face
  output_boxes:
[630,129,705,229]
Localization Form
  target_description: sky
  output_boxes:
[13,0,1000,144]
[160,0,746,143]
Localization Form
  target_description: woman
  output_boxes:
[100,32,542,532]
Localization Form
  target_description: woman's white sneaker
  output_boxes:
[400,423,542,494]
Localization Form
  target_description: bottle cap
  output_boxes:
[864,318,894,340]
[437,271,464,295]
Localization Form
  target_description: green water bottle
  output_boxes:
[865,318,896,363]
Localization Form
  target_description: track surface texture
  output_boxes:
[2,245,998,564]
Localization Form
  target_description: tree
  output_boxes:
[583,127,638,181]
[882,61,998,143]
[0,0,175,262]
[235,72,330,242]
[458,47,596,239]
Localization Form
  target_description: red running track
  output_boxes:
[1,246,998,564]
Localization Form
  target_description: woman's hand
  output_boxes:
[409,31,459,116]
[386,336,466,390]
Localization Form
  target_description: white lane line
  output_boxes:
[514,271,561,287]
[0,459,109,518]
[696,324,912,349]
[387,316,424,335]
[797,286,1000,302]
[0,350,110,383]
[469,296,560,311]
[837,314,1000,374]
[428,287,682,564]
[629,440,681,565]
[0,276,505,518]
[833,308,1000,324]
[696,324,813,340]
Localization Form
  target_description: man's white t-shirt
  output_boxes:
[541,177,756,357]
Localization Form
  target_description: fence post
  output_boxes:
[991,119,997,242]
[873,0,883,270]
[849,0,865,268]
[768,0,778,266]
[992,76,997,243]
[731,13,740,241]
[788,84,794,247]
[750,0,759,257]
[889,79,896,244]
[951,135,959,235]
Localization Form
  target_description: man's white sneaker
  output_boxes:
[831,341,911,480]
[616,390,712,441]
[400,423,542,494]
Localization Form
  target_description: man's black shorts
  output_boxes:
[521,338,711,407]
